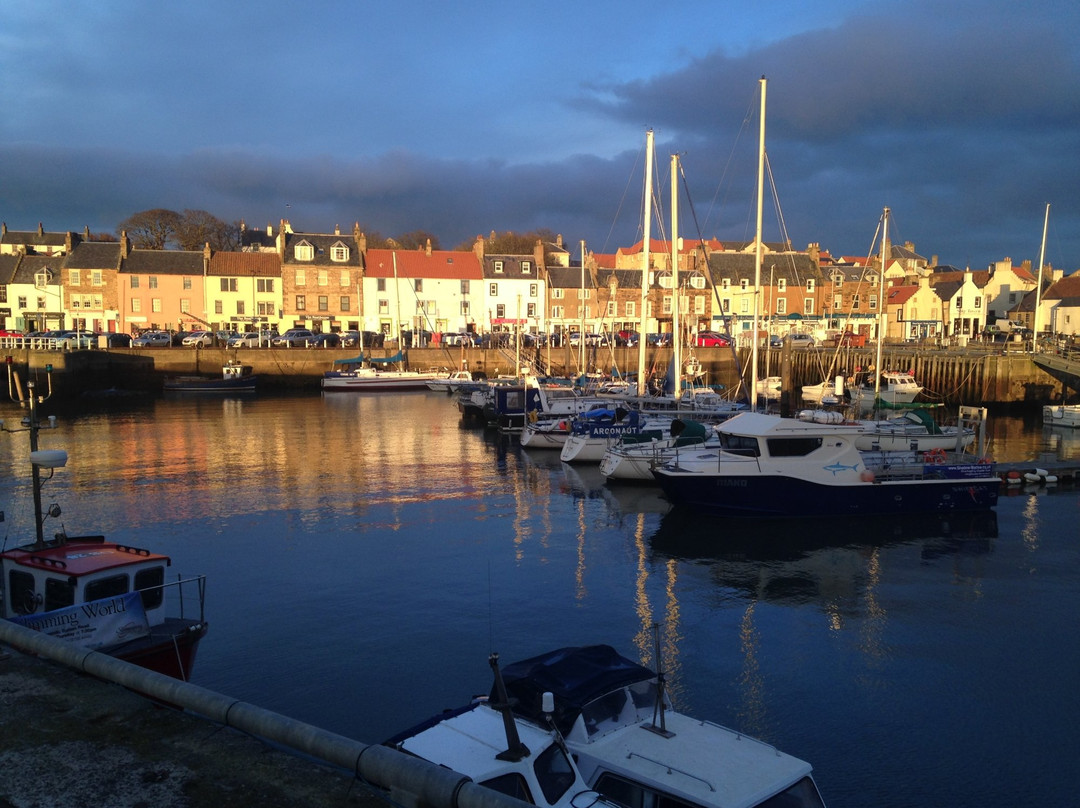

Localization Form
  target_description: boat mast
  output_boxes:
[1033,203,1050,349]
[671,153,681,400]
[579,239,586,372]
[751,76,766,414]
[874,207,889,403]
[637,130,654,398]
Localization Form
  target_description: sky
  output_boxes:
[2,0,1079,272]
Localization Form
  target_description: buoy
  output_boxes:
[1023,472,1042,483]
[1006,470,1022,486]
[1035,467,1049,477]
[860,470,875,482]
[1044,474,1059,484]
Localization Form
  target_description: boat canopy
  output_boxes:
[496,645,655,735]
[332,350,407,366]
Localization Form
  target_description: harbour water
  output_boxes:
[1,391,1078,807]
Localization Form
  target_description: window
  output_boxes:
[852,293,860,308]
[460,280,470,295]
[957,296,963,309]
[695,296,705,314]
[131,298,141,313]
[833,274,843,288]
[975,296,982,308]
[295,269,306,286]
[91,270,102,286]
[17,296,26,308]
[460,301,470,315]
[148,276,158,289]
[378,299,389,314]
[134,567,165,611]
[85,574,129,602]
[551,305,564,319]
[777,298,787,314]
[69,269,81,285]
[490,283,498,296]
[834,294,843,310]
[740,298,749,314]
[414,279,422,293]
[183,276,192,290]
[180,299,190,313]
[869,294,878,310]
[214,300,223,314]
[494,260,504,273]
[658,271,673,289]
[294,243,314,261]
[130,276,140,289]
[722,278,731,290]
[625,301,636,318]
[340,270,350,286]
[257,278,275,293]
[257,302,274,316]
[806,279,816,292]
[152,299,162,313]
[722,298,731,312]
[296,295,306,311]
[740,279,749,290]
[220,278,238,292]
[527,302,536,317]
[767,436,824,457]
[340,296,350,311]
[606,301,616,316]
[317,270,328,287]
[804,297,815,315]
[552,288,564,299]
[577,288,591,300]
[236,301,245,315]
[689,273,706,289]
[529,283,538,297]
[45,577,75,612]
[522,261,532,274]
[778,278,787,292]
[496,303,505,318]
[663,295,672,314]
[330,244,349,262]
[318,296,328,311]
[377,278,386,291]
[35,296,44,310]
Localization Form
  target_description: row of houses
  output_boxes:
[1,220,1077,342]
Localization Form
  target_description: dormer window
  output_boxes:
[658,271,673,289]
[806,278,815,292]
[740,279,749,291]
[294,241,314,261]
[494,260,504,273]
[34,268,53,289]
[688,272,706,290]
[522,261,532,274]
[777,278,787,293]
[330,242,350,262]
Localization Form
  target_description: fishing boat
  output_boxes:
[498,643,827,808]
[425,369,475,393]
[321,352,441,391]
[1042,404,1080,428]
[1,369,207,681]
[652,410,998,517]
[163,359,256,394]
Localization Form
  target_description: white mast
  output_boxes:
[579,239,586,372]
[1033,203,1050,349]
[874,207,889,402]
[751,76,766,412]
[637,130,654,397]
[671,153,681,400]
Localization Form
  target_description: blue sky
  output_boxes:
[2,0,1078,271]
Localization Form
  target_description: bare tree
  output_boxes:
[117,209,181,249]
[391,230,441,251]
[175,209,241,251]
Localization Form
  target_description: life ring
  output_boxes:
[22,589,39,614]
[924,448,947,465]
[527,409,538,423]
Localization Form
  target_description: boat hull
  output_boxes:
[163,377,257,394]
[653,467,999,517]
[321,373,439,391]
[102,618,208,681]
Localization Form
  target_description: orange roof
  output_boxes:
[887,285,919,305]
[208,251,280,277]
[365,248,482,280]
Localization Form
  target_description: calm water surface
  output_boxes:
[2,392,1078,808]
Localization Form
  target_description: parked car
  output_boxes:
[695,331,733,347]
[0,329,24,339]
[132,331,172,348]
[768,334,783,348]
[182,330,214,347]
[362,331,385,348]
[54,330,94,350]
[784,333,815,349]
[616,330,640,347]
[272,328,315,347]
[338,330,361,348]
[227,332,261,348]
[442,332,474,347]
[97,332,132,348]
[309,332,340,348]
[646,333,672,347]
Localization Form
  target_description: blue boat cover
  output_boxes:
[495,645,655,734]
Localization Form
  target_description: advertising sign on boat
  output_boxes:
[9,591,150,649]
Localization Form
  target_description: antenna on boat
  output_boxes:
[646,623,674,738]
[4,359,63,549]
[489,652,530,762]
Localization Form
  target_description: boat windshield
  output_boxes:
[765,437,824,457]
[718,433,760,457]
[581,681,670,738]
[533,741,577,805]
[755,776,827,808]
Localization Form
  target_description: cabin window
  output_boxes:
[594,773,699,808]
[766,437,824,457]
[8,570,36,615]
[533,743,576,805]
[757,777,826,808]
[478,774,533,805]
[719,434,760,457]
[134,566,165,610]
[85,574,129,602]
[45,577,76,611]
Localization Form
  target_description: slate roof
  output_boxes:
[1042,273,1080,300]
[64,242,122,270]
[595,268,647,290]
[364,248,481,280]
[706,252,819,284]
[547,265,598,290]
[482,254,541,280]
[11,255,61,286]
[121,250,204,275]
[0,254,21,283]
[208,251,281,277]
[283,232,362,267]
[931,280,962,301]
[0,227,77,252]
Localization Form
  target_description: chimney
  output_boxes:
[335,224,341,235]
[37,222,44,236]
[120,230,130,259]
[204,242,212,261]
[425,238,432,257]
[473,235,485,262]
[556,234,563,248]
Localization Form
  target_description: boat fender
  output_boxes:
[1023,472,1042,483]
[1035,467,1049,477]
[924,448,947,465]
[860,470,875,482]
[1044,475,1059,484]
[1005,470,1022,485]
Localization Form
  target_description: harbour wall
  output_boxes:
[0,343,1069,406]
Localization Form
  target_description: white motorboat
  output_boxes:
[560,409,671,464]
[599,419,717,482]
[849,369,924,413]
[321,353,441,391]
[796,408,977,452]
[652,410,998,518]
[1043,404,1080,428]
[499,644,828,808]
[426,369,475,393]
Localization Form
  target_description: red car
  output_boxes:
[0,329,24,338]
[694,331,733,347]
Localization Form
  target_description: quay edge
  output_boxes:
[0,344,1073,407]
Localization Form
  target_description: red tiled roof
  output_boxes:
[365,249,482,279]
[208,251,281,277]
